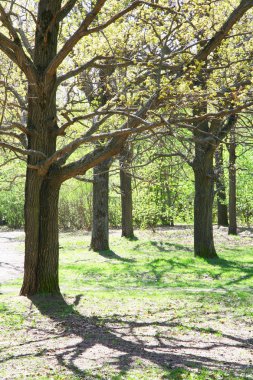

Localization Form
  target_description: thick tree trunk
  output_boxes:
[37,179,61,293]
[91,159,111,251]
[21,171,43,295]
[120,148,134,238]
[193,145,218,259]
[20,84,59,296]
[191,56,218,259]
[20,1,61,296]
[21,178,61,295]
[215,145,228,227]
[228,126,237,235]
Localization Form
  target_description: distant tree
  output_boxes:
[91,156,111,251]
[215,145,229,227]
[120,144,134,238]
[228,123,238,235]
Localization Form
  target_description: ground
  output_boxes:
[0,226,252,379]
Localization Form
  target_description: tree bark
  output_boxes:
[193,146,217,259]
[20,1,61,296]
[215,145,229,227]
[228,125,237,235]
[120,146,134,238]
[21,178,61,295]
[37,179,61,293]
[192,56,218,259]
[91,159,111,251]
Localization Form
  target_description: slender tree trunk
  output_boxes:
[228,125,237,235]
[193,144,218,259]
[91,159,111,251]
[215,145,228,227]
[120,147,134,238]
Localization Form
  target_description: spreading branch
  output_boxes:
[0,6,36,81]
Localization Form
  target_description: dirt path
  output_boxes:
[0,231,24,284]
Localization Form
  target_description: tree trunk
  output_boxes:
[91,159,111,251]
[215,145,228,227]
[120,147,134,238]
[20,171,43,295]
[20,0,61,296]
[37,179,61,293]
[193,145,218,259]
[21,178,61,295]
[228,126,237,235]
[192,60,218,259]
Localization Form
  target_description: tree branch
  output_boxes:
[194,0,253,63]
[0,7,36,81]
[45,0,108,76]
[0,142,46,158]
[53,92,160,180]
[57,55,114,85]
[54,0,78,23]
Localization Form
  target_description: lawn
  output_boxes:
[0,227,252,379]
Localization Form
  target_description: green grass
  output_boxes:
[0,230,253,379]
[60,235,253,296]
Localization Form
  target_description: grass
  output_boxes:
[0,228,253,379]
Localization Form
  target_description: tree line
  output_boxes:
[0,0,253,296]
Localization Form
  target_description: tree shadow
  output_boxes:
[150,241,193,253]
[132,241,192,253]
[98,250,135,263]
[121,235,138,241]
[144,258,190,284]
[27,294,252,379]
[203,256,253,288]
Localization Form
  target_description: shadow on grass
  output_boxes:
[203,256,253,287]
[122,235,138,241]
[98,250,136,263]
[132,240,193,253]
[151,241,193,253]
[23,294,252,379]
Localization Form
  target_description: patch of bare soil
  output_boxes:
[0,231,24,285]
[142,225,253,249]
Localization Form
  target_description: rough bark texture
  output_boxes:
[228,125,237,235]
[192,58,218,259]
[193,142,218,259]
[91,159,111,251]
[120,147,134,238]
[20,1,61,296]
[215,145,229,227]
[37,180,61,293]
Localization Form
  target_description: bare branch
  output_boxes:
[0,7,36,81]
[0,80,26,109]
[54,92,160,180]
[45,0,108,76]
[57,55,114,85]
[54,0,78,23]
[0,142,46,158]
